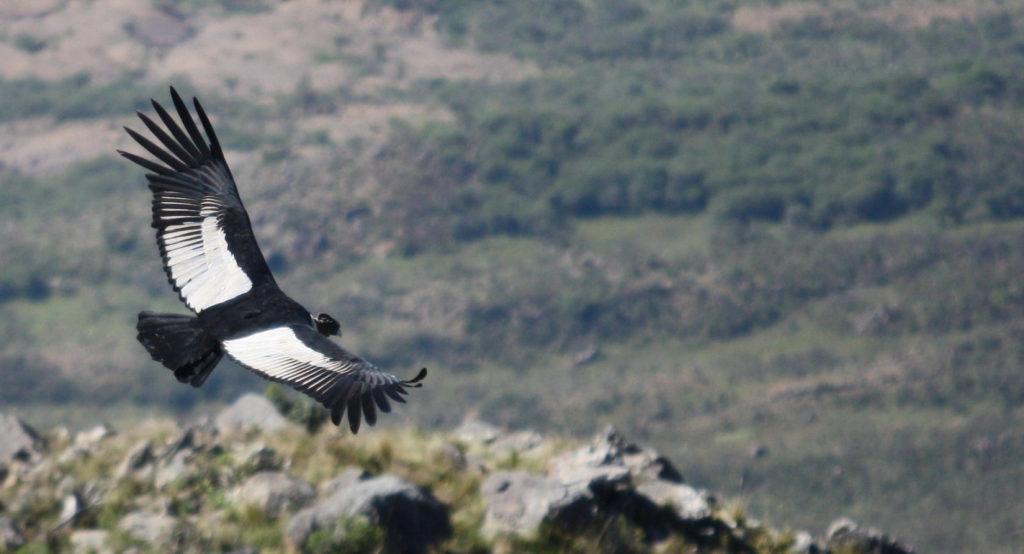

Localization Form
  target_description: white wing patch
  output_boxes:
[223,327,360,392]
[159,198,252,312]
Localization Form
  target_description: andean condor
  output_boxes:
[120,87,426,433]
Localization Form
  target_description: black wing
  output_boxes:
[119,87,276,313]
[222,325,427,433]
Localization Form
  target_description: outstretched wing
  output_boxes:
[119,87,276,313]
[222,325,427,433]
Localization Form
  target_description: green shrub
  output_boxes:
[845,178,908,222]
[13,34,47,53]
[0,75,197,123]
[265,384,329,434]
[712,189,788,223]
[304,517,384,554]
[956,63,1009,102]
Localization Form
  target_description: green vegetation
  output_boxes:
[304,517,384,554]
[13,33,47,54]
[0,76,184,123]
[265,384,329,434]
[364,1,1024,251]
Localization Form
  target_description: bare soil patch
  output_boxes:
[0,0,534,98]
[0,0,529,175]
[0,116,136,175]
[732,3,832,33]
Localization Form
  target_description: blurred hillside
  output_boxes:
[2,0,1024,551]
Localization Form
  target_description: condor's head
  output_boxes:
[314,313,341,337]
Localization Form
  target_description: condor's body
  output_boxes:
[122,87,425,433]
[196,287,312,341]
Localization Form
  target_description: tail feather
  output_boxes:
[137,311,222,388]
[173,349,221,388]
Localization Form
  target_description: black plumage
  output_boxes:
[123,87,426,433]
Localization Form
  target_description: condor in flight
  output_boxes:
[121,88,426,433]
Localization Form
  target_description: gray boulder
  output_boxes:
[73,425,115,450]
[234,442,280,473]
[548,426,683,493]
[286,474,450,552]
[0,515,23,551]
[546,427,722,544]
[115,441,155,481]
[826,517,914,554]
[490,430,547,456]
[547,432,630,491]
[70,529,111,554]
[789,530,819,554]
[480,471,597,539]
[117,511,181,549]
[318,467,371,497]
[635,479,712,522]
[453,419,501,444]
[216,394,294,434]
[155,450,192,489]
[0,413,42,462]
[232,472,315,517]
[162,427,197,458]
[611,426,684,482]
[57,445,91,466]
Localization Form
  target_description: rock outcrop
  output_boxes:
[286,474,451,552]
[478,425,715,544]
[0,413,42,462]
[234,441,280,473]
[635,479,712,522]
[73,425,114,450]
[826,517,914,554]
[548,425,684,485]
[232,471,315,517]
[480,471,597,538]
[114,440,155,481]
[317,466,371,497]
[215,394,295,434]
[155,449,192,489]
[69,529,110,554]
[0,402,914,554]
[453,419,501,444]
[117,511,182,549]
[0,515,24,551]
[490,430,547,457]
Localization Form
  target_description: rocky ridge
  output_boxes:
[0,396,913,553]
